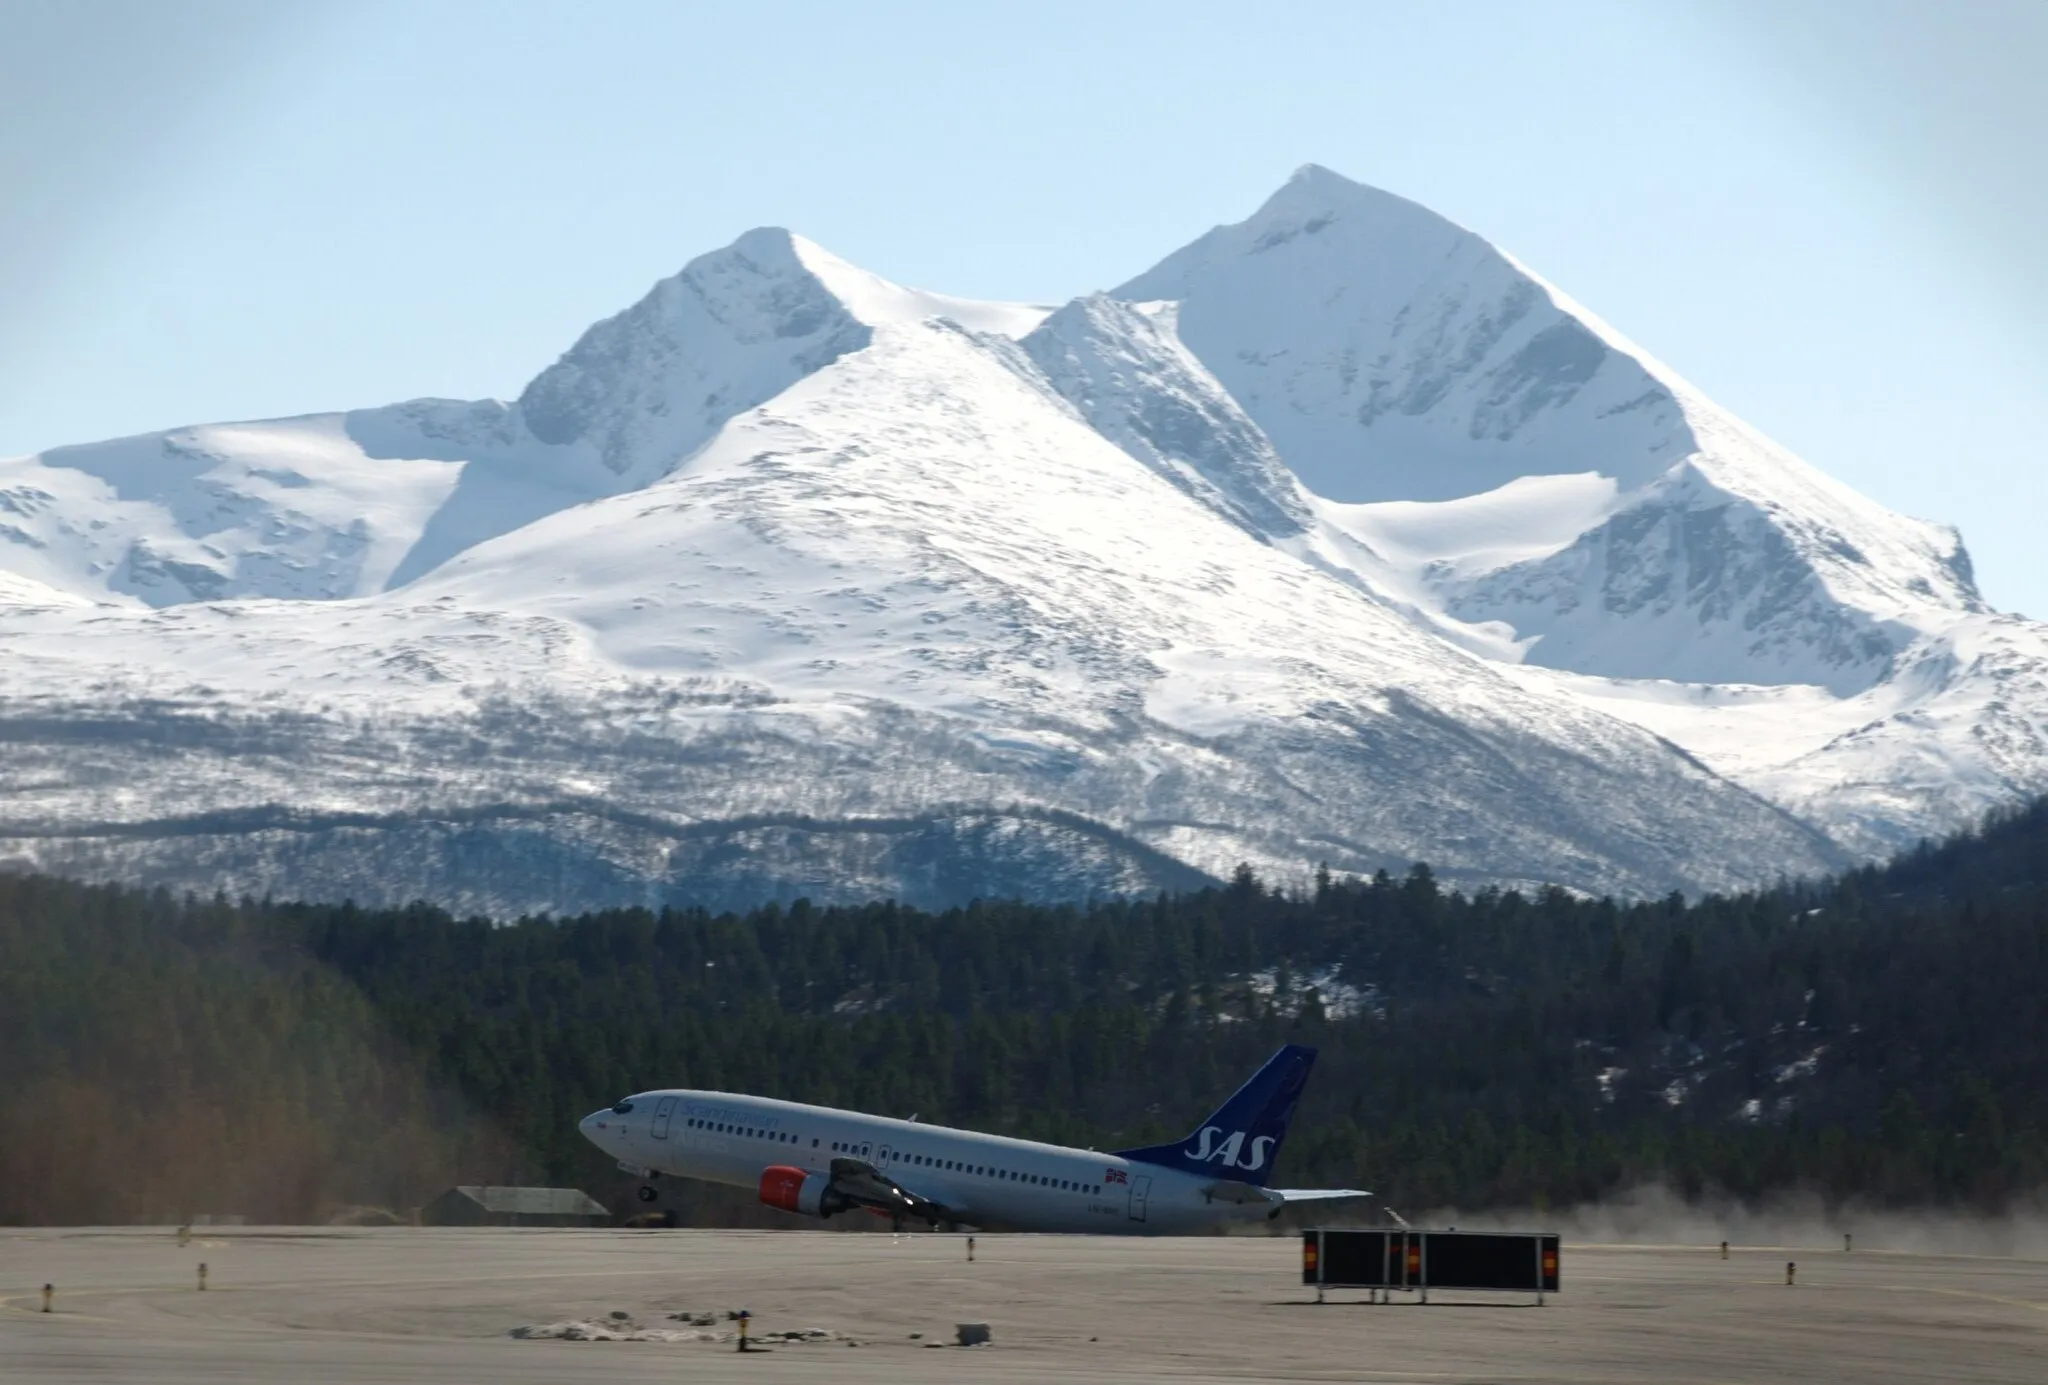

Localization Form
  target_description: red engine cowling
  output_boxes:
[759,1165,834,1218]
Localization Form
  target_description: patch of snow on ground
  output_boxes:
[1241,963,1382,1020]
[1318,473,1622,582]
[511,1321,725,1343]
[1774,1046,1827,1085]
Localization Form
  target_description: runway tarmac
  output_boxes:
[4,1226,2045,1383]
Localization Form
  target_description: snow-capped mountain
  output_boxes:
[1115,167,2046,854]
[1117,167,1984,693]
[0,168,2037,910]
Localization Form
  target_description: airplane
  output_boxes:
[577,1043,1373,1233]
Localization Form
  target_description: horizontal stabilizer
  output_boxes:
[1271,1187,1375,1205]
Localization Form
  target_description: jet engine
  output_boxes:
[758,1164,843,1218]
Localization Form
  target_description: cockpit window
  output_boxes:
[611,1100,634,1114]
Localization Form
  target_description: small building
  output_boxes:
[420,1185,609,1227]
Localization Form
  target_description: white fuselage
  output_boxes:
[580,1089,1281,1234]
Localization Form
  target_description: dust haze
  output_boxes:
[1422,1182,2048,1259]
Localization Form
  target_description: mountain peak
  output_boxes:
[1239,163,1468,247]
[1115,170,1688,505]
[1278,161,1358,198]
[1118,171,1991,699]
[513,230,1052,478]
[512,228,875,476]
[782,234,1052,338]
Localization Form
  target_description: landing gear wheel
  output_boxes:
[636,1184,659,1203]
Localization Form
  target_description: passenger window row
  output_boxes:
[686,1117,798,1144]
[837,1144,1097,1192]
[694,1118,1100,1193]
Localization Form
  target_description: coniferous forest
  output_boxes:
[4,797,2047,1227]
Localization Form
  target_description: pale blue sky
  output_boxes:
[4,0,2042,614]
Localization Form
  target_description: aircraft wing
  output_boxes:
[828,1157,953,1223]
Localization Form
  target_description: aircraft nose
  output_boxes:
[578,1109,613,1143]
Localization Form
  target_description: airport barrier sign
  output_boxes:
[1303,1229,1559,1303]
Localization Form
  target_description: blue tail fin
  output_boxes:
[1113,1044,1316,1185]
